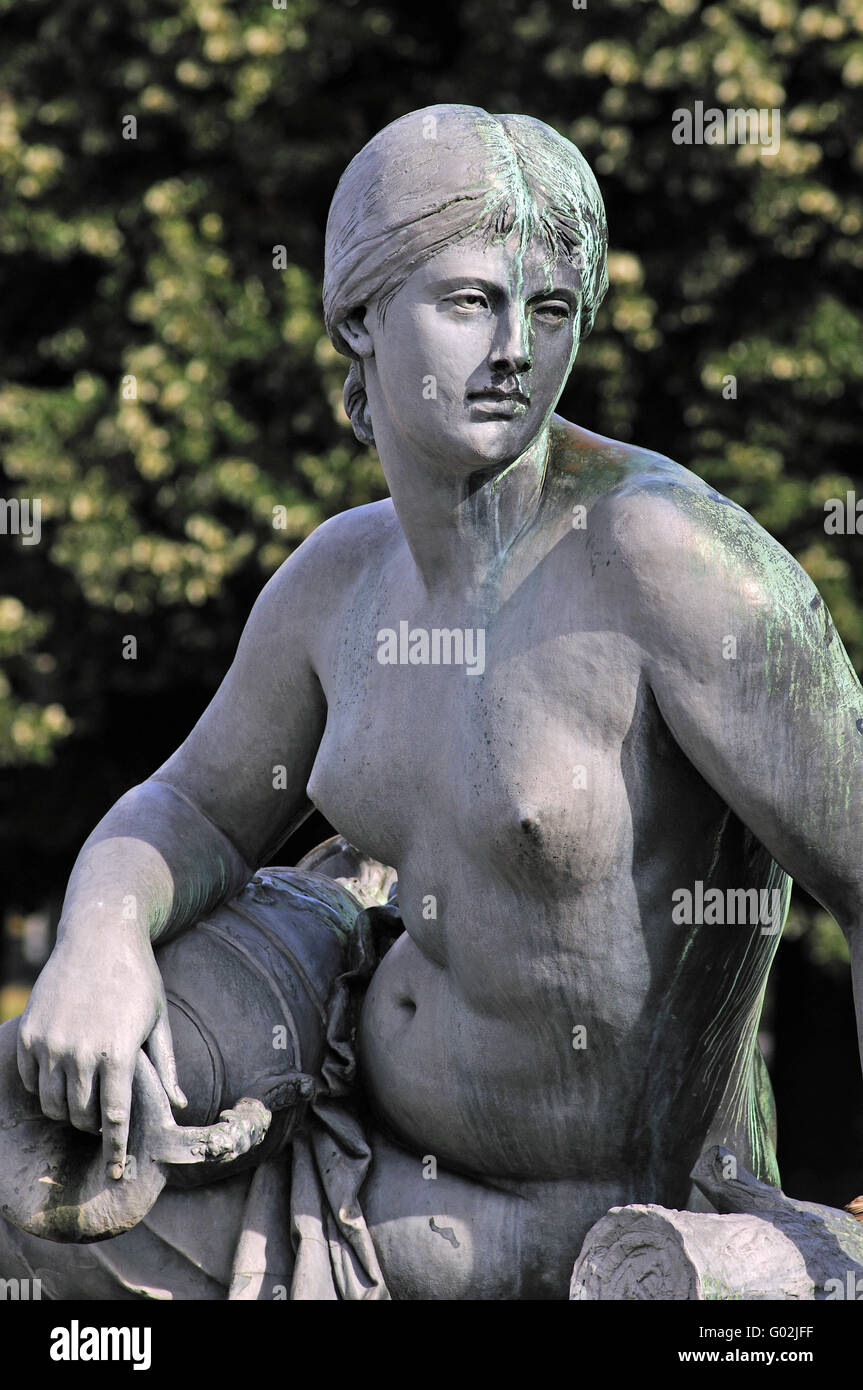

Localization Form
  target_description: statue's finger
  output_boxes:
[66,1064,101,1134]
[16,1025,38,1094]
[100,1063,132,1179]
[146,1009,187,1110]
[38,1060,70,1124]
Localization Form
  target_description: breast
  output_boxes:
[308,624,641,899]
[305,658,443,869]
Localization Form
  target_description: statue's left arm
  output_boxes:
[608,474,863,1047]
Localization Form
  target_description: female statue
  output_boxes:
[6,104,863,1299]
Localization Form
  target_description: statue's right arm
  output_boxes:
[16,524,333,1177]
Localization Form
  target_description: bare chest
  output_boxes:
[307,568,645,885]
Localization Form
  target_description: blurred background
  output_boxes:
[1,0,862,1204]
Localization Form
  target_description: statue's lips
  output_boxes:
[467,391,529,417]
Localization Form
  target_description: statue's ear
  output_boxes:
[338,307,375,359]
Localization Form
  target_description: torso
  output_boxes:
[305,419,782,1205]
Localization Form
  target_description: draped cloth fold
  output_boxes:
[229,900,398,1301]
[288,1102,389,1299]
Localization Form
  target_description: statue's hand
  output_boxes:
[16,928,186,1180]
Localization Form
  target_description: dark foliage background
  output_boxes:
[1,0,862,1203]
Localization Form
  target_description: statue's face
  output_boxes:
[357,229,582,471]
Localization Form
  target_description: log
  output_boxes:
[571,1205,814,1300]
[570,1146,863,1300]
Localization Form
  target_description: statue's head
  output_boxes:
[323,104,609,450]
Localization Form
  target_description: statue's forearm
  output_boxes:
[56,778,252,949]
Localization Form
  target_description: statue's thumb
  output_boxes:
[147,1010,187,1111]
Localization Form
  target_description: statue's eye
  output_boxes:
[533,300,570,322]
[445,291,490,311]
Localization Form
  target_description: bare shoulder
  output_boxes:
[253,498,397,617]
[273,497,397,588]
[550,416,812,615]
[549,415,846,696]
[218,498,398,683]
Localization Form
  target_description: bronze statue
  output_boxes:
[2,104,862,1300]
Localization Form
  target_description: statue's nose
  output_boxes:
[489,307,532,376]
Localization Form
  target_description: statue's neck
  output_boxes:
[380,430,550,598]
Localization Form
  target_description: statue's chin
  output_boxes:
[439,421,540,474]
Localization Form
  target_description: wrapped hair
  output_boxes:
[323,104,609,448]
